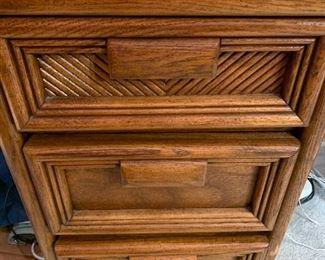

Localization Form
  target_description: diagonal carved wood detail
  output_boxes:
[37,51,289,97]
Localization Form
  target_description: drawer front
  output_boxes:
[1,18,325,131]
[62,256,245,260]
[55,233,268,259]
[23,133,299,235]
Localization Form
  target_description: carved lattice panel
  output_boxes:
[37,52,288,97]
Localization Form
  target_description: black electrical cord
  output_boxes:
[298,178,315,205]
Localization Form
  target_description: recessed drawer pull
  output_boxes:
[120,160,207,187]
[107,38,220,79]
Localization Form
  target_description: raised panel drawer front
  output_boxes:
[1,18,325,131]
[23,133,299,235]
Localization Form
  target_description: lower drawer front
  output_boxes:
[55,234,268,259]
[64,255,245,260]
[66,256,245,260]
[23,133,299,235]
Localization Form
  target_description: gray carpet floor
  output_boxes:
[277,142,325,260]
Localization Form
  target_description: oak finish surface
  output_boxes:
[0,88,55,258]
[0,6,325,260]
[55,234,268,258]
[23,133,299,235]
[1,36,320,131]
[107,39,220,79]
[120,161,207,188]
[3,18,325,38]
[0,0,325,16]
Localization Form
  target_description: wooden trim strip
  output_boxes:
[221,38,316,46]
[0,39,30,130]
[71,208,255,221]
[1,18,325,38]
[297,37,325,124]
[58,208,267,234]
[59,222,267,235]
[251,165,271,216]
[40,95,288,109]
[24,113,303,131]
[259,60,325,260]
[24,133,300,159]
[220,45,304,52]
[0,87,56,259]
[262,154,298,229]
[1,0,325,16]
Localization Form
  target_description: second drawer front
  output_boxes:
[23,133,299,235]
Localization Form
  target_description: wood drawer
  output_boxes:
[58,257,245,260]
[1,18,325,131]
[23,133,299,235]
[67,257,246,260]
[55,234,268,259]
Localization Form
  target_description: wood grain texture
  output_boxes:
[0,87,55,259]
[2,18,325,38]
[297,37,325,124]
[54,234,269,258]
[107,39,220,79]
[22,133,299,235]
[258,71,325,260]
[62,255,244,260]
[130,256,197,260]
[198,256,244,260]
[24,133,300,159]
[121,161,207,187]
[0,0,325,16]
[13,37,309,99]
[36,52,287,97]
[0,12,324,260]
[0,39,30,130]
[66,164,257,209]
[2,36,316,131]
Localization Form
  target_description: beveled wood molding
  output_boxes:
[23,133,299,235]
[0,12,324,260]
[0,0,325,16]
[2,36,323,131]
[55,234,269,258]
[0,86,56,259]
[256,75,325,260]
